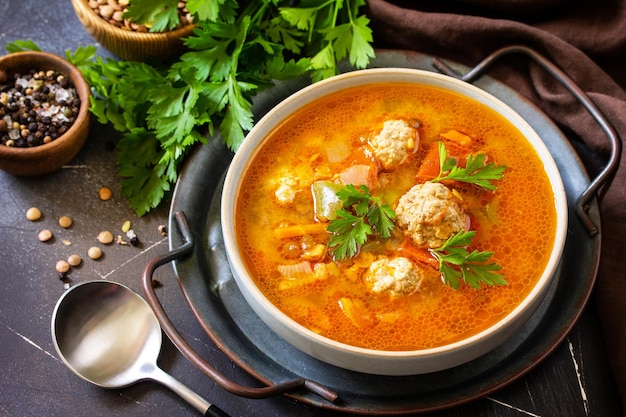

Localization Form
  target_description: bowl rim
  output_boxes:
[0,50,91,157]
[222,67,568,363]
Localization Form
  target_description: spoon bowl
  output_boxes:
[51,280,228,417]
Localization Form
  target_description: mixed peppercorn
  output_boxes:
[0,68,80,148]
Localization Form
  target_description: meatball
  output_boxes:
[274,174,299,204]
[369,119,417,171]
[365,257,424,297]
[395,182,466,248]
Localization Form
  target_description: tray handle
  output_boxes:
[432,45,622,236]
[142,211,340,404]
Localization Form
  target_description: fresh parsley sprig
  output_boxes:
[6,0,374,217]
[327,185,395,260]
[430,231,506,290]
[431,142,506,191]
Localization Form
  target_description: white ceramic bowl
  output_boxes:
[221,68,568,375]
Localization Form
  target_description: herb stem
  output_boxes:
[240,1,264,27]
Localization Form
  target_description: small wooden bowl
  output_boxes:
[71,0,194,61]
[0,51,91,176]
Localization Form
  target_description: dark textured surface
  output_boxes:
[0,1,622,416]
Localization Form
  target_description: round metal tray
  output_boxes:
[168,50,600,414]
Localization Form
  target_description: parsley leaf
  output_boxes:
[124,0,182,32]
[65,45,98,68]
[323,10,374,69]
[431,142,506,191]
[7,0,375,216]
[327,185,396,260]
[430,231,506,289]
[279,6,318,31]
[186,0,238,23]
[117,128,172,216]
[281,0,375,81]
[4,39,40,53]
[328,209,372,261]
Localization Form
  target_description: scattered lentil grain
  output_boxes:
[121,220,131,233]
[158,224,168,236]
[55,260,70,273]
[97,230,114,244]
[67,253,82,267]
[87,246,103,260]
[59,215,73,228]
[38,229,53,242]
[26,207,42,221]
[98,186,112,201]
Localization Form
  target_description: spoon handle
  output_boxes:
[204,405,230,417]
[151,365,230,417]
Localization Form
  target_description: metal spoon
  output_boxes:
[51,280,229,417]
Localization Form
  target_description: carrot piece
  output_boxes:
[440,129,472,147]
[338,297,375,330]
[416,143,441,181]
[399,238,439,269]
[273,223,329,239]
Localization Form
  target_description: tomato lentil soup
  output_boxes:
[235,82,557,351]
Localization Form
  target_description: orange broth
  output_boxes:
[235,82,557,351]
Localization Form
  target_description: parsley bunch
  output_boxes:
[430,231,506,289]
[327,185,396,260]
[8,0,374,216]
[431,142,506,190]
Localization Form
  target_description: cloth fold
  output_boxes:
[365,0,626,413]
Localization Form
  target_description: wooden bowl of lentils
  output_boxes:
[0,51,91,176]
[71,0,194,61]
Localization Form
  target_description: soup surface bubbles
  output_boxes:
[235,82,557,351]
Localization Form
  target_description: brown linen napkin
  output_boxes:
[365,0,626,412]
